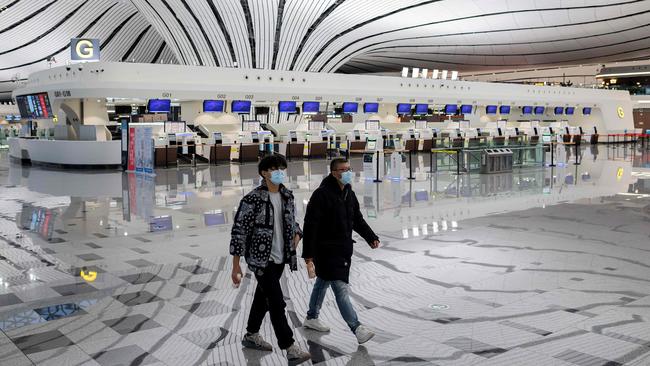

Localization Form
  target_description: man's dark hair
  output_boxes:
[258,154,288,176]
[330,158,349,172]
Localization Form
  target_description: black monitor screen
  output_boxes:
[582,107,592,115]
[522,106,533,114]
[15,93,53,119]
[396,103,411,114]
[415,104,428,115]
[302,101,320,113]
[486,105,498,114]
[278,101,297,113]
[148,99,171,113]
[342,102,358,114]
[231,100,252,113]
[499,105,511,114]
[363,103,379,113]
[203,100,224,112]
[554,107,564,115]
[534,106,545,115]
[460,105,473,114]
[445,104,458,115]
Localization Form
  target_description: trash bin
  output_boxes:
[481,148,513,173]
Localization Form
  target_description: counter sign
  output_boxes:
[71,38,100,61]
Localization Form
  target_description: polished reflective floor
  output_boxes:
[0,144,649,365]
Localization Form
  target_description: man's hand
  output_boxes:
[370,240,380,249]
[292,233,301,250]
[304,258,316,279]
[231,256,243,288]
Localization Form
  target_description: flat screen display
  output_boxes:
[486,105,498,114]
[499,105,511,114]
[203,100,224,112]
[397,103,411,114]
[302,101,320,113]
[15,93,53,119]
[460,105,473,114]
[204,211,226,226]
[147,99,171,113]
[554,107,564,115]
[444,104,458,115]
[149,215,173,232]
[415,104,428,115]
[278,101,297,113]
[231,100,252,113]
[583,107,592,115]
[342,102,358,114]
[534,106,545,115]
[522,106,533,114]
[363,103,379,113]
[565,107,575,115]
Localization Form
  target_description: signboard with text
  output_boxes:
[70,38,100,61]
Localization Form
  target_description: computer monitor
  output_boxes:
[499,105,511,114]
[396,103,411,115]
[415,104,428,115]
[203,100,224,112]
[147,99,171,113]
[554,107,564,115]
[278,101,297,113]
[522,106,533,114]
[460,104,473,114]
[565,107,575,115]
[231,100,252,113]
[302,101,320,114]
[342,102,359,114]
[486,105,498,114]
[583,107,592,115]
[363,103,379,113]
[445,104,458,115]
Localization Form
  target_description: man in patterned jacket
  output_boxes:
[230,154,311,364]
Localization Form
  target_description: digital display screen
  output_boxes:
[486,105,498,114]
[554,107,564,115]
[499,105,511,114]
[565,107,575,115]
[147,99,171,113]
[460,105,473,114]
[278,101,297,113]
[444,104,458,115]
[522,106,533,114]
[149,215,173,232]
[414,191,429,201]
[204,211,226,226]
[534,106,545,115]
[231,100,252,113]
[583,107,592,115]
[397,103,412,114]
[415,104,428,115]
[302,101,320,113]
[363,103,379,113]
[342,102,358,114]
[15,93,53,119]
[203,100,224,112]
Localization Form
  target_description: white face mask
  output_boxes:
[270,169,286,185]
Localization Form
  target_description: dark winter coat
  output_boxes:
[230,180,302,276]
[302,174,378,283]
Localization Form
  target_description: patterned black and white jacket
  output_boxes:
[230,180,302,276]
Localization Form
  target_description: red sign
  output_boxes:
[127,127,135,171]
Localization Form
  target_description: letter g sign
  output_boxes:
[71,38,100,61]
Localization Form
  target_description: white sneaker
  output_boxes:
[303,317,330,332]
[286,343,311,364]
[354,325,375,344]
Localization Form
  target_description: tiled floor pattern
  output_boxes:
[0,146,648,365]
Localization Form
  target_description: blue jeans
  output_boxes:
[306,277,361,332]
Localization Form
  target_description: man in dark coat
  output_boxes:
[230,154,311,364]
[301,158,380,344]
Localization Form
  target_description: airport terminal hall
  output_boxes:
[3,1,650,365]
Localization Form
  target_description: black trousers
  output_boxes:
[246,262,294,349]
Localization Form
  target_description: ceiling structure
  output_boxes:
[2,0,650,100]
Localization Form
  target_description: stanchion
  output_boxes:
[429,149,433,174]
[456,150,461,175]
[408,148,415,180]
[373,150,382,183]
[549,143,556,167]
[574,142,580,165]
[287,141,291,161]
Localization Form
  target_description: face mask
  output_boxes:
[270,170,286,185]
[340,171,354,185]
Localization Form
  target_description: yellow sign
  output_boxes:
[617,167,624,180]
[80,269,97,282]
[617,106,625,119]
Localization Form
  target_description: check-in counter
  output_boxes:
[9,138,121,167]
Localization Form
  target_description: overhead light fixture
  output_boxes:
[421,68,428,79]
[451,71,459,80]
[441,70,448,80]
[401,67,409,78]
[432,69,439,79]
[412,67,420,78]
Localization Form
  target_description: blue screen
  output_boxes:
[278,101,297,113]
[534,106,545,115]
[522,106,533,114]
[499,105,511,114]
[397,103,411,114]
[445,104,458,115]
[363,103,379,113]
[554,107,564,115]
[203,100,224,112]
[415,104,428,115]
[231,100,252,113]
[302,101,320,113]
[147,99,170,113]
[582,107,592,115]
[565,107,575,115]
[460,105,473,114]
[342,102,358,113]
[486,105,498,114]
